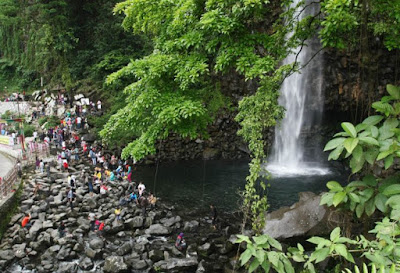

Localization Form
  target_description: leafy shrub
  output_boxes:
[38,116,47,126]
[23,124,35,137]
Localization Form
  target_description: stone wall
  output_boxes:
[152,112,252,162]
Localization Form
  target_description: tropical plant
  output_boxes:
[236,85,400,272]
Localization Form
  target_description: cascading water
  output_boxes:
[267,0,330,176]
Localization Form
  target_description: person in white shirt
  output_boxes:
[97,100,101,110]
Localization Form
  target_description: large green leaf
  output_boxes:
[248,259,260,273]
[328,145,344,160]
[374,193,388,213]
[267,251,279,267]
[350,154,365,173]
[386,84,400,100]
[362,115,384,126]
[352,145,363,161]
[330,227,341,241]
[310,247,330,263]
[320,192,334,206]
[324,137,346,151]
[384,155,394,169]
[365,198,376,216]
[363,175,377,187]
[385,194,400,208]
[364,147,379,165]
[356,203,365,218]
[358,136,379,146]
[343,138,359,154]
[240,249,252,266]
[341,122,357,138]
[382,184,400,196]
[333,192,347,207]
[327,181,343,192]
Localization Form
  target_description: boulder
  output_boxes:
[104,256,129,273]
[160,216,181,227]
[263,192,333,239]
[125,216,144,229]
[116,242,132,256]
[79,257,94,270]
[183,220,199,231]
[149,249,164,262]
[154,257,198,271]
[145,224,171,235]
[89,237,104,250]
[29,220,43,238]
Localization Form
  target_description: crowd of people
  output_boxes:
[19,92,219,254]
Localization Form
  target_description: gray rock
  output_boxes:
[160,216,181,227]
[262,192,332,239]
[149,249,164,262]
[12,243,26,258]
[104,256,128,273]
[131,259,147,270]
[116,242,132,256]
[198,242,213,257]
[29,220,43,238]
[154,257,198,271]
[145,224,171,235]
[183,220,199,231]
[89,237,104,250]
[125,216,144,229]
[79,257,94,270]
[0,249,15,261]
[84,247,97,259]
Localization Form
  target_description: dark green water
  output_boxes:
[134,160,348,212]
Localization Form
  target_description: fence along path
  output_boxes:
[0,143,50,202]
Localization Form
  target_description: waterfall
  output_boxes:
[267,0,330,176]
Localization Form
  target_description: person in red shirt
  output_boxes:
[21,213,31,229]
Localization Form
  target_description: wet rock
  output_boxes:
[104,256,128,273]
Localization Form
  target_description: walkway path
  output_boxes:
[0,152,14,178]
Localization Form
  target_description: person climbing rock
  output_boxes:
[175,233,186,251]
[21,213,32,229]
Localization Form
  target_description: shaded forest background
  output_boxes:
[0,0,150,94]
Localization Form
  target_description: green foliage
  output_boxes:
[342,263,396,273]
[238,84,400,272]
[23,124,35,137]
[319,0,400,51]
[324,84,400,173]
[105,0,316,234]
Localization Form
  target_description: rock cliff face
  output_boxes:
[323,44,400,123]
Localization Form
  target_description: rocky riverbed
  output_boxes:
[0,159,244,273]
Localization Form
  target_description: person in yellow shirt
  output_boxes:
[115,207,121,221]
